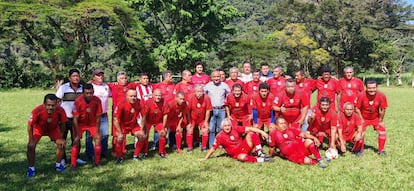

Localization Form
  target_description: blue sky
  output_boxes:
[405,0,414,5]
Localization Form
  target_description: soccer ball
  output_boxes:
[325,148,339,160]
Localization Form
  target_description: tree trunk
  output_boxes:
[386,73,390,87]
[411,78,414,87]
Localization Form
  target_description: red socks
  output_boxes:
[308,143,321,161]
[94,145,102,165]
[201,134,208,149]
[243,155,258,163]
[175,133,182,150]
[71,146,79,167]
[133,141,145,157]
[186,133,193,150]
[378,131,386,152]
[159,136,167,154]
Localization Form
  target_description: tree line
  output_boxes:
[1,0,413,88]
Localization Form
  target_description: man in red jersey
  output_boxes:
[307,97,339,149]
[268,117,327,168]
[313,66,339,111]
[141,89,166,158]
[200,118,273,163]
[251,83,275,131]
[27,94,67,178]
[72,84,103,169]
[244,69,262,97]
[294,70,315,103]
[113,89,146,162]
[187,85,212,152]
[163,92,190,155]
[273,78,309,130]
[337,102,363,156]
[225,83,252,127]
[266,65,286,97]
[154,70,175,103]
[337,66,364,111]
[191,61,210,85]
[174,70,194,101]
[355,80,388,156]
[225,67,245,91]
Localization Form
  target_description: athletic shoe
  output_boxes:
[318,159,328,168]
[354,151,364,157]
[323,157,331,163]
[187,149,193,154]
[258,152,270,158]
[55,164,66,173]
[116,158,124,164]
[76,158,87,165]
[378,150,387,156]
[263,157,274,163]
[27,168,35,178]
[132,156,140,161]
[159,153,167,158]
[201,148,207,152]
[60,159,66,168]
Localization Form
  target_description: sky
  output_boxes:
[405,0,414,6]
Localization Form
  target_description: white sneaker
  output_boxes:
[76,158,87,165]
[60,159,66,168]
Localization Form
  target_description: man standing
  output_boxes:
[272,78,309,130]
[87,69,111,161]
[251,83,275,131]
[154,70,176,103]
[337,66,364,111]
[72,84,103,169]
[225,83,252,127]
[200,119,272,163]
[226,67,245,91]
[27,94,67,178]
[174,70,194,101]
[191,61,210,86]
[294,70,315,132]
[244,69,262,97]
[187,85,212,152]
[113,89,146,162]
[204,71,230,148]
[239,61,253,83]
[337,102,363,156]
[266,65,286,97]
[355,80,388,156]
[259,62,273,82]
[136,72,153,102]
[314,66,338,111]
[268,117,327,168]
[55,69,85,165]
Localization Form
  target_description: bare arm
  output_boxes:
[199,147,217,161]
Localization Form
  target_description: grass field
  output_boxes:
[0,87,413,191]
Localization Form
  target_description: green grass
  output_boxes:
[0,87,413,190]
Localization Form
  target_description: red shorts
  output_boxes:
[362,118,385,131]
[78,126,97,138]
[166,122,186,132]
[230,139,253,159]
[308,126,331,137]
[32,127,61,142]
[121,126,141,135]
[191,120,208,129]
[152,123,164,133]
[342,131,358,143]
[231,117,251,127]
[281,141,309,164]
[256,118,271,130]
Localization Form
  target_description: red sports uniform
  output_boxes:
[268,128,321,164]
[72,95,102,167]
[212,126,251,158]
[266,77,286,97]
[154,82,175,102]
[337,77,364,110]
[225,93,251,127]
[141,98,166,154]
[273,90,309,129]
[244,80,261,97]
[251,93,275,129]
[188,94,212,150]
[28,105,68,142]
[225,79,245,92]
[338,113,361,142]
[314,78,339,111]
[174,82,194,101]
[164,101,189,150]
[308,106,339,143]
[191,74,210,86]
[296,78,315,103]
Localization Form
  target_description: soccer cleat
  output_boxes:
[258,152,270,158]
[142,153,148,160]
[323,157,331,163]
[263,157,274,163]
[354,151,364,157]
[76,158,87,165]
[159,153,167,159]
[116,158,124,164]
[201,148,208,152]
[187,149,193,154]
[27,168,35,178]
[60,159,66,168]
[318,159,328,168]
[378,150,387,156]
[55,164,66,173]
[132,156,140,161]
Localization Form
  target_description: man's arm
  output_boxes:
[298,105,309,125]
[299,132,321,147]
[245,127,268,139]
[204,109,211,129]
[199,147,217,161]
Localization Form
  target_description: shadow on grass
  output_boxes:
[0,123,15,133]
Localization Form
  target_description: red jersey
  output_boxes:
[141,98,166,125]
[244,80,261,97]
[212,126,246,156]
[268,128,302,155]
[296,78,315,102]
[337,77,364,109]
[338,113,361,140]
[174,81,194,101]
[225,79,245,92]
[267,77,286,97]
[356,91,388,120]
[225,93,251,120]
[114,100,142,129]
[188,94,212,124]
[251,94,274,120]
[73,95,103,127]
[308,106,339,134]
[164,101,188,126]
[29,105,68,130]
[314,78,338,109]
[192,74,210,85]
[108,82,135,109]
[273,90,309,123]
[154,82,175,102]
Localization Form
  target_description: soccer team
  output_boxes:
[26,61,388,177]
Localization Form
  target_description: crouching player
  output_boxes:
[27,94,67,178]
[337,102,363,156]
[72,84,103,169]
[268,117,328,168]
[199,118,273,163]
[113,89,146,162]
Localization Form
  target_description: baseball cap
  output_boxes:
[93,69,104,76]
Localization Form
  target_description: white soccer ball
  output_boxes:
[325,148,339,160]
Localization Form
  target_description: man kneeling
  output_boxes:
[268,117,328,168]
[199,118,272,163]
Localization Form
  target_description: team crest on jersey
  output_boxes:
[299,83,303,87]
[369,101,374,105]
[86,108,91,113]
[347,83,351,88]
[262,102,266,107]
[47,118,52,123]
[321,117,325,122]
[230,135,235,141]
[253,86,257,90]
[123,87,127,92]
[130,108,135,113]
[289,99,294,104]
[197,103,201,108]
[154,109,158,114]
[235,102,239,107]
[324,84,328,88]
[283,133,288,138]
[274,97,279,104]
